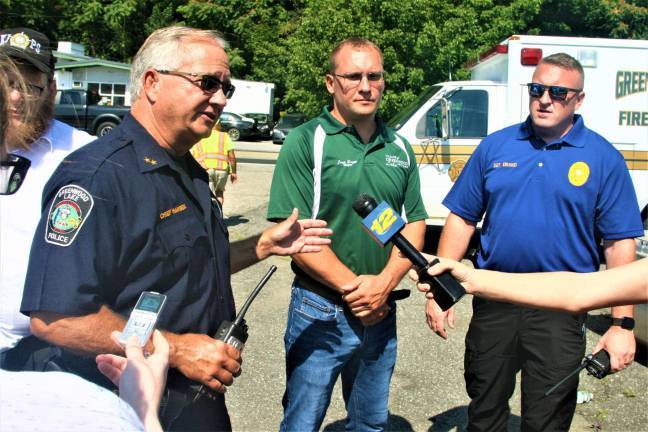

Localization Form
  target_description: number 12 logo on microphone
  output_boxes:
[361,201,406,246]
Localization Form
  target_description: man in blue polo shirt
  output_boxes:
[429,53,643,431]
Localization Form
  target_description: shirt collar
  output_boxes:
[517,114,586,148]
[318,106,395,144]
[24,120,56,154]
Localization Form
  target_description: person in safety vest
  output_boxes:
[191,123,237,206]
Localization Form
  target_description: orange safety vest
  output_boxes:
[192,131,229,171]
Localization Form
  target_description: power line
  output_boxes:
[0,10,67,19]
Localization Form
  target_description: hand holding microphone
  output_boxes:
[352,194,465,311]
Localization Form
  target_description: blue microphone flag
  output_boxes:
[360,201,406,246]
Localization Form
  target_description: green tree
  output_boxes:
[0,0,61,41]
[55,0,185,61]
[2,0,645,119]
[529,0,647,39]
[179,1,305,116]
[282,0,542,119]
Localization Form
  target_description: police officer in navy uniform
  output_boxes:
[17,26,331,432]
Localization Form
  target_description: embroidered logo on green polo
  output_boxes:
[45,184,94,246]
[336,159,357,167]
[385,155,409,169]
[568,161,590,187]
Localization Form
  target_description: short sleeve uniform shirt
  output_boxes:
[22,114,234,336]
[443,115,643,273]
[267,107,427,275]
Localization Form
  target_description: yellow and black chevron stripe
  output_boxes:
[412,145,648,174]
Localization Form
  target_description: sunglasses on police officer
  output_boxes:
[156,70,236,99]
[0,153,31,195]
[526,82,582,101]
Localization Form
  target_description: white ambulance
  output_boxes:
[390,35,648,244]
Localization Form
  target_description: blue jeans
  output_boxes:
[280,281,397,432]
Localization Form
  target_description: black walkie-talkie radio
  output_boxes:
[195,265,277,401]
[545,349,611,396]
[214,265,277,350]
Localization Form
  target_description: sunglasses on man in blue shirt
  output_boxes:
[526,82,582,101]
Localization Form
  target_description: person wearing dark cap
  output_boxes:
[0,27,95,367]
[1,52,167,432]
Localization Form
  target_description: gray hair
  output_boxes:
[538,53,584,87]
[129,26,228,102]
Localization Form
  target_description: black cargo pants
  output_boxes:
[464,298,586,432]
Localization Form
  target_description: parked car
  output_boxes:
[244,113,274,140]
[272,113,307,144]
[55,89,129,136]
[219,112,257,141]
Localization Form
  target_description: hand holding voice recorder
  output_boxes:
[119,291,167,347]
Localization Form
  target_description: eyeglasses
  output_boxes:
[156,70,236,99]
[526,83,582,101]
[9,80,45,97]
[0,154,31,195]
[333,71,384,86]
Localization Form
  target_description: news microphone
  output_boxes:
[352,193,465,311]
[195,265,277,401]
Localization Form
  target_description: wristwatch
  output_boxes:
[611,316,635,330]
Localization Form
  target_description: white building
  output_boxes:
[54,42,131,106]
[53,41,275,115]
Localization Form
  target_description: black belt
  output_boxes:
[161,369,226,427]
[295,275,346,305]
[293,268,411,305]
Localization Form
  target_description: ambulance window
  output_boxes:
[449,90,488,138]
[415,90,488,139]
[416,103,443,138]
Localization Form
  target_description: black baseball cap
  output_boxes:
[0,27,55,76]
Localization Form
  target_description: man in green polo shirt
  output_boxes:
[267,37,427,432]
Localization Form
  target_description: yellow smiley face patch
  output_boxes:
[568,161,590,187]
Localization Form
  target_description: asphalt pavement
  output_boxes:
[221,156,648,432]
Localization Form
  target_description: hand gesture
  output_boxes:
[259,208,332,258]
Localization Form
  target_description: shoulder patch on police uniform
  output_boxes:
[45,184,94,247]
